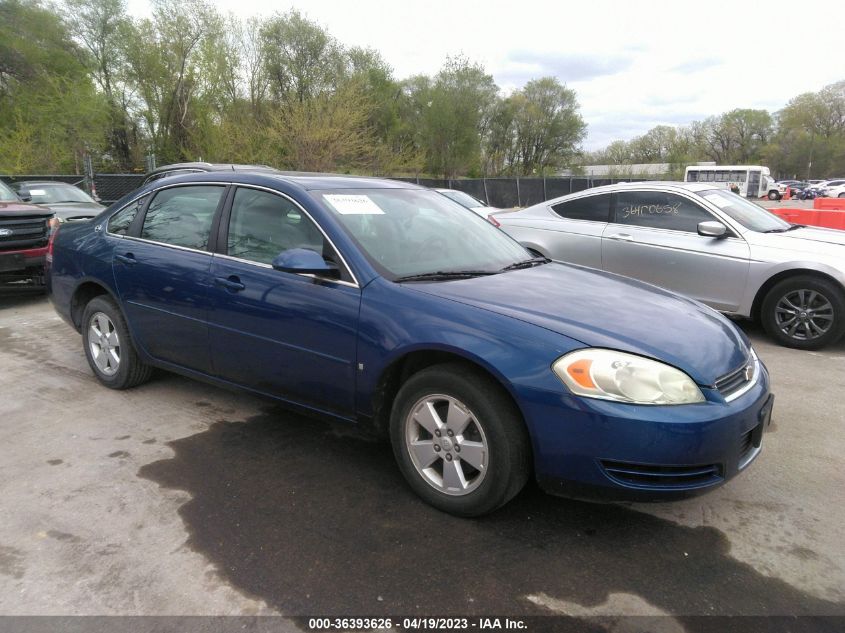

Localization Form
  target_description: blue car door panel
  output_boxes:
[206,186,361,415]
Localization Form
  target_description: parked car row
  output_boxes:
[0,180,104,285]
[776,178,845,198]
[47,170,774,517]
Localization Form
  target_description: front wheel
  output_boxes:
[838,193,845,199]
[390,364,530,516]
[768,190,781,200]
[761,276,845,349]
[82,295,153,389]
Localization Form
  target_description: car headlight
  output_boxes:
[552,349,705,405]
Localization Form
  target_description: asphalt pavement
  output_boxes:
[0,289,843,629]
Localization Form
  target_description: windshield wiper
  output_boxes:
[500,256,550,271]
[764,223,806,233]
[393,270,498,282]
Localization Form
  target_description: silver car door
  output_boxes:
[504,192,611,269]
[601,189,750,312]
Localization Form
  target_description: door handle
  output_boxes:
[214,276,245,292]
[115,253,136,265]
[607,233,634,241]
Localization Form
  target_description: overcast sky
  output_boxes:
[127,0,842,151]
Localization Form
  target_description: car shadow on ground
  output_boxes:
[0,286,47,309]
[139,406,844,626]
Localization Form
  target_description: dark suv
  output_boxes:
[0,180,54,285]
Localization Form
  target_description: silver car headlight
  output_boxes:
[552,349,705,405]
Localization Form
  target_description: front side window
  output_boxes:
[108,196,147,235]
[227,188,325,265]
[141,185,224,250]
[551,193,611,222]
[613,191,713,232]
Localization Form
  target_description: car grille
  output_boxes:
[600,460,723,488]
[0,215,49,252]
[715,358,755,400]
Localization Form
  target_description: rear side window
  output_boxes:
[226,188,325,265]
[141,185,224,250]
[613,191,713,232]
[108,196,146,235]
[551,194,611,222]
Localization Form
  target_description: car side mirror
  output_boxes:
[272,248,339,276]
[19,192,32,202]
[697,221,728,238]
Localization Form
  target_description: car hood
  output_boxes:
[0,201,54,217]
[39,202,103,220]
[751,226,845,256]
[409,263,749,386]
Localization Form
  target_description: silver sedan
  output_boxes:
[498,182,845,349]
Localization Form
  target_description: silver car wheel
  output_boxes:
[775,290,834,341]
[404,394,489,496]
[88,312,121,376]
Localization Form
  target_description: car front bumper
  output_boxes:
[519,362,773,501]
[0,246,47,278]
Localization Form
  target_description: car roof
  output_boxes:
[149,170,422,191]
[12,180,82,187]
[566,181,718,196]
[146,162,280,175]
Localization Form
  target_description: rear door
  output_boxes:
[112,184,227,373]
[206,186,361,416]
[601,189,750,312]
[507,193,610,268]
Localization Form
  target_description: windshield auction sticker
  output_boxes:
[323,194,385,215]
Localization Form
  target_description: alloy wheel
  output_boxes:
[775,290,834,341]
[88,312,121,376]
[404,394,489,496]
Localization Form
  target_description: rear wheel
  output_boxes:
[82,296,152,389]
[390,363,530,516]
[761,276,845,349]
[838,193,845,198]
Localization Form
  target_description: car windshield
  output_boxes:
[22,184,94,204]
[440,190,485,208]
[317,188,531,280]
[0,181,19,202]
[699,189,790,232]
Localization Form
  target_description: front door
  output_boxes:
[602,189,750,312]
[207,186,361,416]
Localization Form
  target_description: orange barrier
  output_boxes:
[769,207,845,230]
[814,197,845,211]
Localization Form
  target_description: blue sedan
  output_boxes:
[47,173,773,516]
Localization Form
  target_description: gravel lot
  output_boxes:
[0,289,843,626]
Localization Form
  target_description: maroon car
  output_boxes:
[0,180,54,285]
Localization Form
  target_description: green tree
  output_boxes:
[0,0,106,173]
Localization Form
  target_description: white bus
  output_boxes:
[684,165,781,200]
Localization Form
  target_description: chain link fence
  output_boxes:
[2,173,649,208]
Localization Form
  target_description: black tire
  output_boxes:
[81,295,153,389]
[768,190,781,201]
[389,363,530,516]
[761,276,845,350]
[838,193,845,199]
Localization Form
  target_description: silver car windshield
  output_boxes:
[441,190,485,208]
[0,181,19,202]
[700,189,790,232]
[318,188,531,280]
